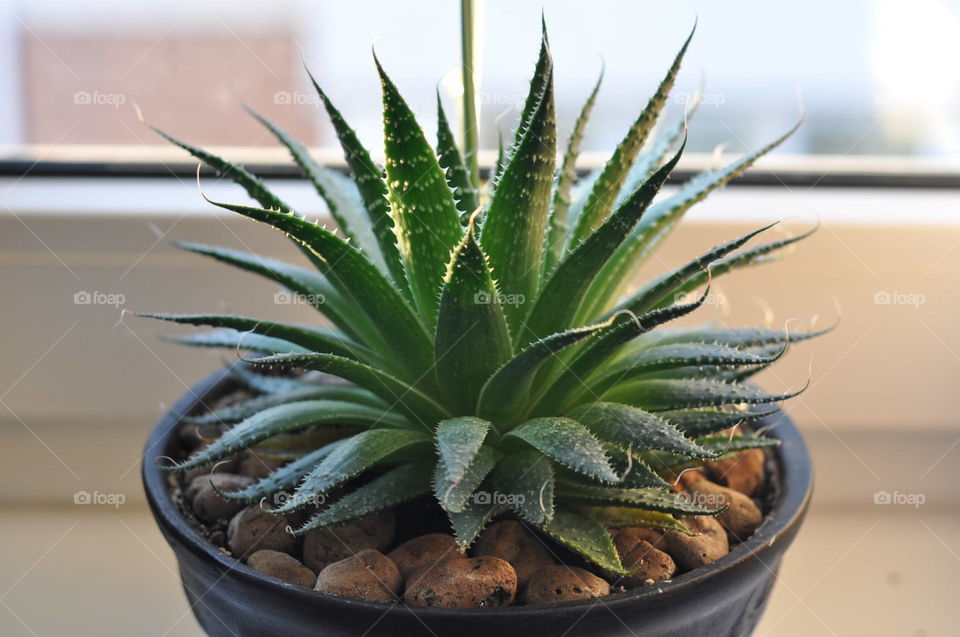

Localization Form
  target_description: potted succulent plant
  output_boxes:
[141,6,825,636]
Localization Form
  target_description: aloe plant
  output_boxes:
[145,20,824,574]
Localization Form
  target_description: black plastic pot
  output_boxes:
[143,367,813,637]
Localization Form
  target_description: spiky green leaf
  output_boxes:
[510,23,552,151]
[376,57,463,325]
[307,69,409,297]
[150,127,359,287]
[244,105,387,272]
[582,118,802,317]
[599,447,671,489]
[617,107,694,207]
[492,449,555,524]
[650,323,833,350]
[642,434,778,473]
[493,129,506,183]
[477,319,614,426]
[435,445,499,513]
[171,401,404,472]
[141,313,372,363]
[567,402,715,458]
[481,48,556,328]
[172,242,374,346]
[449,497,504,549]
[185,385,386,426]
[198,197,433,381]
[217,440,347,502]
[540,509,626,574]
[437,93,480,217]
[506,417,618,483]
[604,378,806,412]
[531,293,709,415]
[274,428,430,513]
[226,364,315,394]
[435,223,513,412]
[435,417,491,485]
[557,484,719,515]
[542,68,603,277]
[697,434,779,454]
[609,223,776,317]
[297,463,432,533]
[661,407,780,437]
[568,25,693,245]
[520,139,684,346]
[576,506,691,533]
[165,329,308,355]
[150,126,288,212]
[247,352,450,428]
[589,342,783,396]
[657,224,819,309]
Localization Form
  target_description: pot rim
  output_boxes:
[142,365,812,617]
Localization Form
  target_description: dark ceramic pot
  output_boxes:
[143,367,813,637]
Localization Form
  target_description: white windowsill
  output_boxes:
[4,175,960,226]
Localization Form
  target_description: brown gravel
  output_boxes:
[404,556,517,608]
[522,565,610,605]
[185,473,254,524]
[388,533,461,580]
[301,511,396,573]
[664,515,729,571]
[227,505,300,559]
[472,520,554,587]
[707,448,766,496]
[246,550,316,588]
[315,549,402,603]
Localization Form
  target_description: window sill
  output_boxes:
[3,175,960,226]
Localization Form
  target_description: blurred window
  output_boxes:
[1,0,959,168]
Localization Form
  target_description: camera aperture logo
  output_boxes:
[472,490,525,506]
[674,290,726,307]
[274,91,321,106]
[676,491,728,509]
[473,291,525,307]
[73,90,126,108]
[675,91,725,108]
[478,90,524,109]
[74,491,126,508]
[74,290,125,307]
[873,290,924,308]
[873,490,925,508]
[272,491,325,508]
[274,291,326,306]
